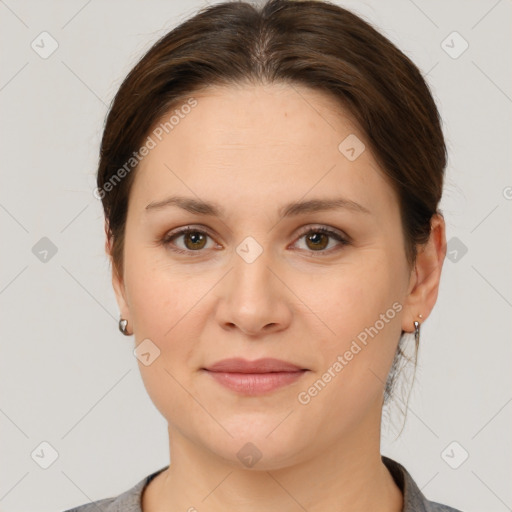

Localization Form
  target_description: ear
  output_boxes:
[111,267,130,320]
[401,213,447,333]
[104,219,130,321]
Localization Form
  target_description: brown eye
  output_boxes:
[304,232,329,251]
[162,225,349,257]
[293,226,350,254]
[162,227,216,255]
[182,231,207,250]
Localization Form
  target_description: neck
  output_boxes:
[143,412,403,512]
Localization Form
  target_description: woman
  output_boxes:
[65,0,462,510]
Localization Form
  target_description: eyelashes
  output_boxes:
[162,227,218,254]
[161,224,351,257]
[291,226,350,254]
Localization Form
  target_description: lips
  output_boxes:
[202,358,308,395]
[204,357,306,373]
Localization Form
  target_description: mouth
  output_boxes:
[201,358,309,395]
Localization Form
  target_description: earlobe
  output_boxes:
[112,272,133,336]
[401,213,447,333]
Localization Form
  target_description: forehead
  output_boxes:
[169,82,360,148]
[130,83,397,217]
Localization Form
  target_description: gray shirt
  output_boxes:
[62,456,463,512]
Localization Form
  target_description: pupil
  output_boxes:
[187,232,205,249]
[308,232,327,250]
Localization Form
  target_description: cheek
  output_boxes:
[125,249,199,340]
[321,256,402,338]
[310,256,405,401]
[125,261,204,424]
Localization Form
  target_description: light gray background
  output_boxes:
[0,1,510,511]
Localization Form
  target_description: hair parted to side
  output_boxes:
[97,0,447,415]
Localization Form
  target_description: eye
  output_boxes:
[292,225,350,254]
[162,227,218,255]
[161,225,350,256]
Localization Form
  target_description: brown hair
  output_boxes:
[97,0,447,409]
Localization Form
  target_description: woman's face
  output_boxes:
[112,83,421,469]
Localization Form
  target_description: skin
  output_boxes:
[108,82,446,512]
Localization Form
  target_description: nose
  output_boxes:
[215,248,293,337]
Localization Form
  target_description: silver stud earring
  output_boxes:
[119,317,130,336]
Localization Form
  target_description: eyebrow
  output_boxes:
[145,195,371,218]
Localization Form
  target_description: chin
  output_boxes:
[198,425,311,471]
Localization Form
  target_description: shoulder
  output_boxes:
[62,496,116,512]
[61,465,169,512]
[382,455,464,512]
[427,501,464,512]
